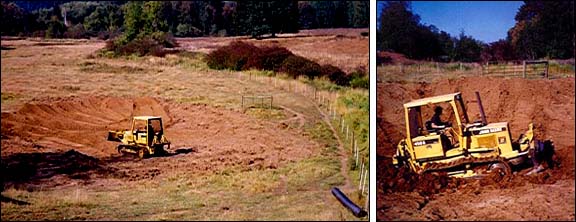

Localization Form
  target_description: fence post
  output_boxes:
[361,169,368,194]
[314,88,317,100]
[359,161,364,190]
[523,60,527,78]
[351,131,355,151]
[354,140,358,167]
[545,61,549,79]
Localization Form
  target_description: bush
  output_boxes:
[175,23,202,37]
[377,55,393,65]
[102,31,177,57]
[63,24,88,39]
[105,37,166,57]
[321,64,349,86]
[150,31,178,48]
[205,41,360,86]
[349,75,369,89]
[246,46,293,71]
[96,29,122,40]
[280,55,322,79]
[31,30,46,38]
[348,67,368,89]
[205,41,261,70]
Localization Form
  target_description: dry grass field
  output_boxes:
[1,29,368,220]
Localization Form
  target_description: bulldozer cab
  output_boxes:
[131,116,163,147]
[404,93,470,160]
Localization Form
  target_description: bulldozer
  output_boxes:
[107,116,171,158]
[392,91,553,178]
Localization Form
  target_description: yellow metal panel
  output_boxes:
[475,135,497,148]
[404,92,461,108]
[412,136,444,159]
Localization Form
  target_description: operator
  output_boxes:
[148,123,155,146]
[430,106,451,129]
[429,106,453,149]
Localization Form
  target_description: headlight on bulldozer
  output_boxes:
[498,136,506,144]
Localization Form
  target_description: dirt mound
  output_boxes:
[1,97,319,184]
[377,76,575,220]
[1,97,171,157]
[377,51,418,65]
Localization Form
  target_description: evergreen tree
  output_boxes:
[349,1,368,28]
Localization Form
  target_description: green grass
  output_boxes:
[1,92,20,102]
[244,107,286,120]
[305,121,340,156]
[78,61,151,74]
[1,149,350,221]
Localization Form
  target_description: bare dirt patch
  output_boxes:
[1,97,318,189]
[377,76,575,220]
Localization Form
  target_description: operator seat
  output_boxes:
[425,120,452,151]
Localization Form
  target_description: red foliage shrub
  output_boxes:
[246,46,294,71]
[321,64,350,86]
[206,41,261,70]
[280,55,322,79]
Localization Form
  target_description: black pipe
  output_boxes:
[475,91,487,125]
[331,187,367,218]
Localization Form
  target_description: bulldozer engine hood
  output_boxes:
[468,122,508,135]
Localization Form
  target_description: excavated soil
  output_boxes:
[1,97,318,189]
[377,77,575,221]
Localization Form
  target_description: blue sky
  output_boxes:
[378,1,524,43]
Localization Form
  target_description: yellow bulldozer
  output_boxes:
[392,91,554,178]
[107,116,171,158]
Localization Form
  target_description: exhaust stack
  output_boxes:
[475,91,487,125]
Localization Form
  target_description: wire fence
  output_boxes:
[377,60,575,83]
[236,72,369,198]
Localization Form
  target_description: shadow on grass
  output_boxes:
[1,195,30,205]
[1,150,113,190]
[1,46,15,50]
[1,146,199,191]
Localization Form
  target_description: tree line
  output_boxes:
[1,1,369,39]
[377,1,574,63]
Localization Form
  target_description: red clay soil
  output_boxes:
[377,51,419,65]
[1,97,318,189]
[376,76,575,221]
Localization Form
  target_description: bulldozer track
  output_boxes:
[421,155,506,173]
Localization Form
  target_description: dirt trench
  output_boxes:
[376,76,575,221]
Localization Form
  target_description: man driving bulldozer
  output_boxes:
[429,106,451,129]
[147,123,155,146]
[426,106,453,150]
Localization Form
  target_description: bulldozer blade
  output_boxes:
[532,140,555,168]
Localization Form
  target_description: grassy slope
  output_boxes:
[0,40,367,221]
